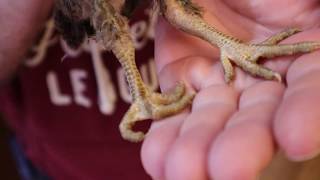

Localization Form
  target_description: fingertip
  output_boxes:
[141,130,166,179]
[276,130,320,162]
[275,72,320,161]
[141,115,186,179]
[164,131,209,180]
[275,101,320,162]
[208,124,274,180]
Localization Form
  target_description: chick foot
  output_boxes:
[160,0,320,82]
[220,28,320,82]
[93,0,194,142]
[120,82,195,142]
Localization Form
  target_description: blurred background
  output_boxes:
[0,119,19,180]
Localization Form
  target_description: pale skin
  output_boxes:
[141,0,320,180]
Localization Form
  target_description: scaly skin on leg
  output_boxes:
[159,0,320,83]
[93,0,194,142]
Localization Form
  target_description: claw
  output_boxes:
[150,81,186,104]
[119,83,195,142]
[119,103,146,142]
[260,28,302,45]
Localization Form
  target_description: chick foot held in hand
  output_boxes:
[54,0,195,142]
[119,82,195,142]
[54,0,320,142]
[93,0,194,142]
[160,0,320,82]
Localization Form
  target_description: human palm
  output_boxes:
[141,0,320,179]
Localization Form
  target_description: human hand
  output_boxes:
[0,0,53,81]
[141,0,320,179]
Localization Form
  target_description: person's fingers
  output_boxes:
[141,113,189,180]
[275,49,320,161]
[142,54,238,179]
[150,3,320,180]
[209,81,284,180]
[164,85,238,180]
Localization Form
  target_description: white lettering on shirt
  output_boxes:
[89,40,116,115]
[70,69,92,108]
[46,71,72,106]
[25,20,57,67]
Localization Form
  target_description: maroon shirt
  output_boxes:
[0,6,156,180]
